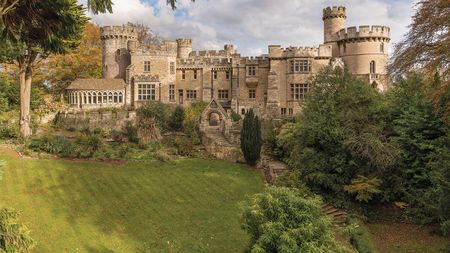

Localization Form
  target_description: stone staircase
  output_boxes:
[321,203,348,225]
[202,129,243,162]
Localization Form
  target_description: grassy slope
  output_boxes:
[0,147,264,253]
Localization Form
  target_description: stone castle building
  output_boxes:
[66,6,390,117]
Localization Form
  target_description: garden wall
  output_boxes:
[55,110,136,131]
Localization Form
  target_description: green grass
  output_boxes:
[0,147,265,252]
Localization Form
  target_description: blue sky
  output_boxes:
[79,0,416,56]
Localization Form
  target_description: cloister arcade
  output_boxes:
[67,90,125,108]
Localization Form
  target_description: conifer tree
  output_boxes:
[240,109,262,165]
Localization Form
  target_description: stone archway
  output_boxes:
[209,112,221,126]
[200,99,229,133]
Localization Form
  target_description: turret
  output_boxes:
[100,25,138,79]
[176,38,192,59]
[224,44,236,55]
[323,6,346,57]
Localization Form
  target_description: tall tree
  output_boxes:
[240,109,262,165]
[0,0,88,137]
[390,0,450,78]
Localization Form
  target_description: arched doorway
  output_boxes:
[209,112,221,126]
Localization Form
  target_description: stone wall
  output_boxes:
[55,110,136,131]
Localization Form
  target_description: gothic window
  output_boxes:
[83,93,87,104]
[370,61,376,74]
[193,70,197,80]
[249,89,256,99]
[226,70,230,80]
[138,84,156,101]
[170,62,175,74]
[181,70,186,80]
[291,60,311,73]
[290,83,310,100]
[169,84,175,102]
[186,90,197,100]
[113,92,118,103]
[213,70,218,80]
[144,61,151,72]
[97,92,102,103]
[248,66,256,76]
[103,92,107,103]
[108,92,113,103]
[93,93,97,104]
[119,92,123,103]
[218,90,229,99]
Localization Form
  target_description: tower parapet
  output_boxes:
[323,6,346,56]
[100,25,138,40]
[176,38,192,59]
[322,6,346,20]
[337,25,390,42]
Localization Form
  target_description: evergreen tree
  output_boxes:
[170,106,185,131]
[240,109,262,165]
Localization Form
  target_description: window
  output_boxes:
[187,90,197,100]
[370,61,376,74]
[281,108,287,115]
[144,61,151,72]
[290,83,310,100]
[248,66,256,76]
[193,70,197,80]
[213,70,218,80]
[169,84,175,102]
[290,60,311,73]
[226,71,230,80]
[218,90,229,99]
[241,108,246,115]
[288,108,293,115]
[249,89,256,99]
[170,62,175,74]
[138,83,156,101]
[380,43,384,53]
[181,70,186,80]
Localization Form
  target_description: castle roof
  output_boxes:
[66,79,126,90]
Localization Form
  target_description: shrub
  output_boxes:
[155,150,172,163]
[173,136,195,156]
[170,106,185,131]
[110,129,123,142]
[231,111,241,122]
[240,109,262,165]
[137,102,173,133]
[183,101,207,138]
[241,187,349,253]
[0,208,35,253]
[346,218,379,253]
[123,121,138,143]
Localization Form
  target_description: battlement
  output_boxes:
[177,57,232,66]
[189,50,232,58]
[100,25,138,40]
[176,38,192,46]
[337,25,390,41]
[268,44,332,58]
[323,6,346,20]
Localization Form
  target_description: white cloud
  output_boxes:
[79,0,415,56]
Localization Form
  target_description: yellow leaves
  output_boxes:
[343,175,382,202]
[394,201,408,209]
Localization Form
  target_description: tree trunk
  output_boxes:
[19,63,32,138]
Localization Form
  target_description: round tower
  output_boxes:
[339,25,391,90]
[100,25,138,79]
[323,6,346,57]
[176,38,192,59]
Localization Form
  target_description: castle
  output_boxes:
[66,6,390,117]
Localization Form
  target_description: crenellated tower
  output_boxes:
[323,6,346,57]
[100,25,138,79]
[176,38,192,59]
[337,25,391,90]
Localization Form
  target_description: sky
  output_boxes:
[78,0,417,56]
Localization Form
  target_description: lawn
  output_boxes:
[0,147,265,253]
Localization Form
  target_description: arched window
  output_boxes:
[97,92,102,104]
[113,92,118,103]
[119,92,123,103]
[88,92,92,104]
[370,61,376,74]
[103,92,108,103]
[83,93,87,105]
[93,92,97,104]
[108,92,113,103]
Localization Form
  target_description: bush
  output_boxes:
[123,121,138,143]
[155,150,172,163]
[346,218,379,253]
[231,111,241,122]
[0,208,35,253]
[241,187,349,253]
[170,106,185,131]
[173,136,195,157]
[183,101,207,138]
[240,109,262,165]
[137,102,173,133]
